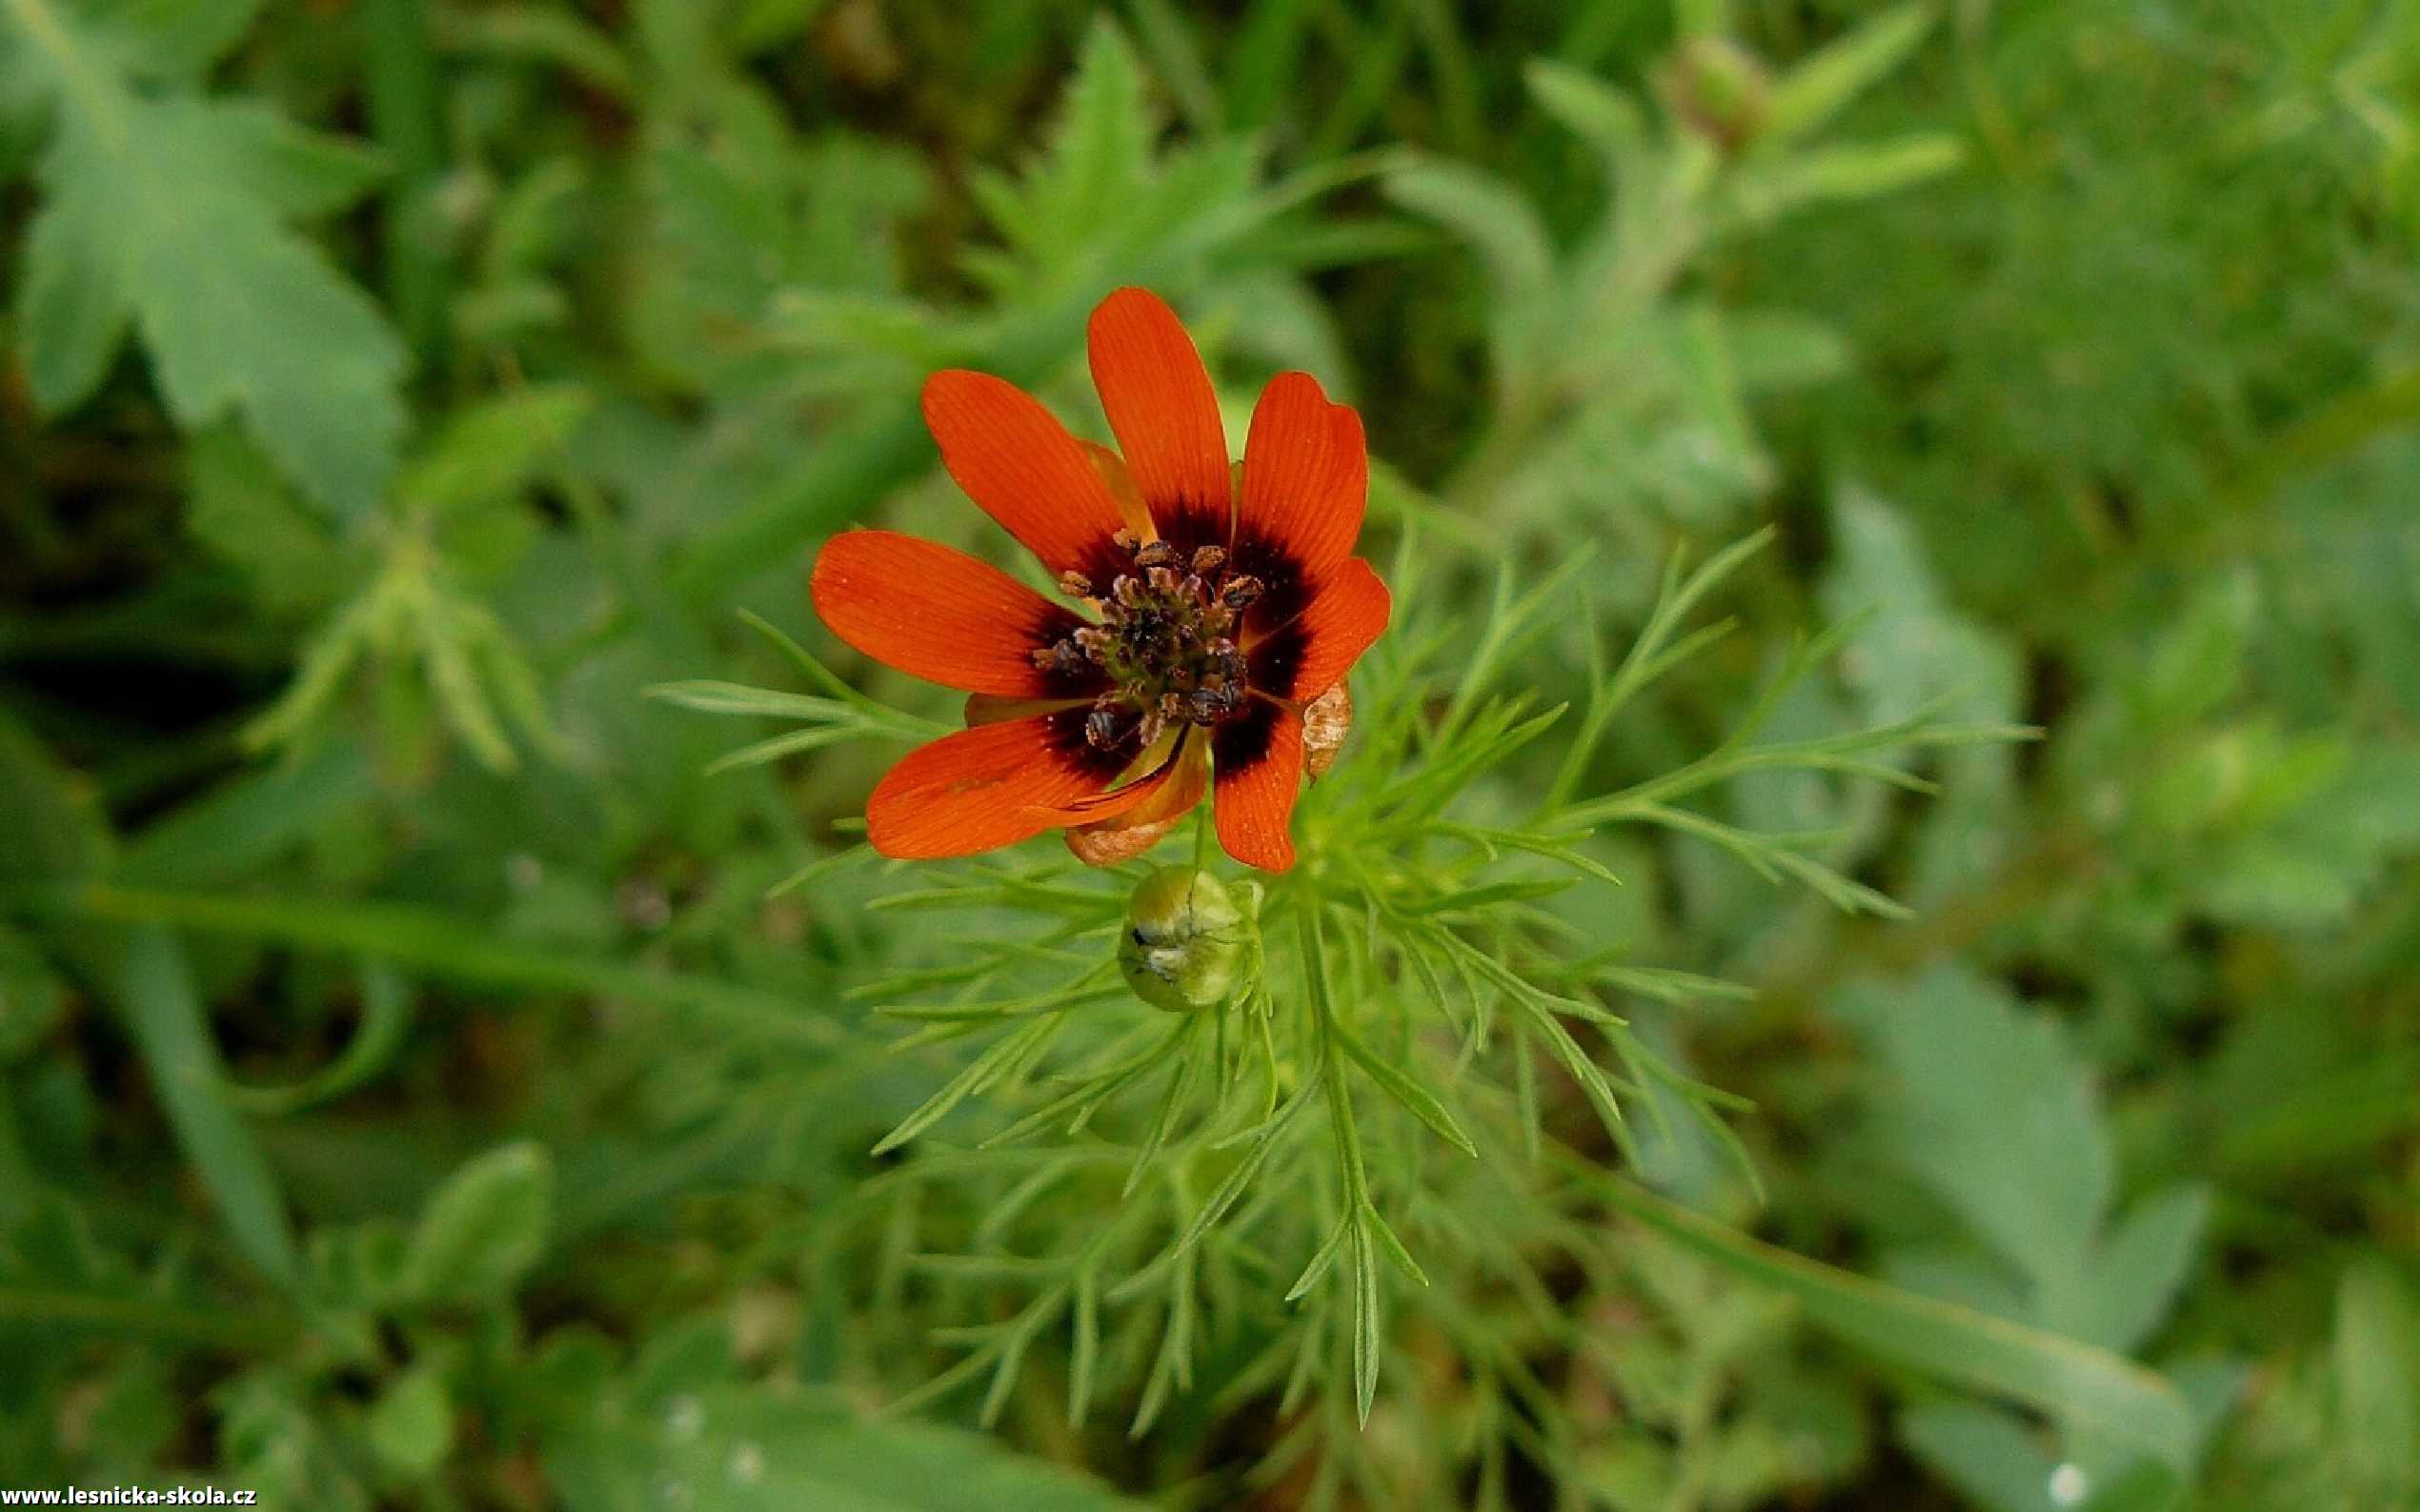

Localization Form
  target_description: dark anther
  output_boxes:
[1063,526,1265,740]
[1220,575,1264,610]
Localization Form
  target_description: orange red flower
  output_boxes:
[811,288,1389,872]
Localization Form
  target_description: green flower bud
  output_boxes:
[1660,34,1771,155]
[1118,866,1257,1012]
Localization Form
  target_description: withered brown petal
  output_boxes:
[1301,680,1352,778]
[1065,815,1186,868]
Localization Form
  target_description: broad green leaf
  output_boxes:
[2193,745,2420,929]
[2085,1185,2208,1355]
[2333,1261,2420,1504]
[1900,1401,2057,1512]
[1585,1170,2196,1469]
[1822,487,2021,903]
[526,1325,621,1413]
[402,1140,554,1303]
[85,0,265,78]
[187,96,389,217]
[9,0,407,519]
[1833,966,2107,1295]
[305,1218,413,1316]
[367,1366,454,1476]
[546,1383,1149,1512]
[216,1366,372,1511]
[2073,1462,2188,1512]
[630,1314,739,1409]
[16,95,127,405]
[2131,573,2257,730]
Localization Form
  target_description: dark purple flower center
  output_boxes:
[1033,532,1265,754]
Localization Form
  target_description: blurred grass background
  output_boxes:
[1,0,2415,1508]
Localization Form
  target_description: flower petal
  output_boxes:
[1065,812,1186,869]
[1029,727,1207,827]
[812,530,1098,697]
[1079,440,1158,542]
[1246,556,1392,704]
[1065,736,1208,867]
[1237,372,1367,616]
[865,708,1127,859]
[922,370,1130,582]
[1212,700,1304,872]
[1087,288,1232,556]
[964,693,1086,726]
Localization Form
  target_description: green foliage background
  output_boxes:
[1,0,2414,1508]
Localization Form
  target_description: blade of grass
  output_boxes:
[229,958,415,1115]
[0,1282,298,1349]
[54,884,839,1046]
[79,926,303,1294]
[361,0,447,358]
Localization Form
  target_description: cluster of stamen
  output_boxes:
[1033,530,1264,752]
